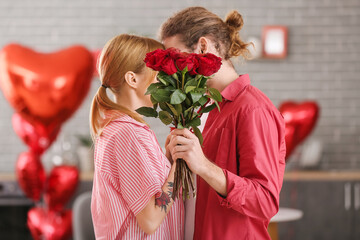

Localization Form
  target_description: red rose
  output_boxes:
[167,48,181,59]
[188,54,200,75]
[161,49,178,75]
[175,52,199,75]
[144,49,166,71]
[196,53,222,76]
[144,48,178,75]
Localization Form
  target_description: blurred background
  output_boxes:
[0,0,359,239]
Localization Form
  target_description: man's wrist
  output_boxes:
[197,158,228,197]
[197,157,214,178]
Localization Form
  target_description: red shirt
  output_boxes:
[194,74,286,240]
[91,115,184,239]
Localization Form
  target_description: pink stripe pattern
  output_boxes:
[91,114,184,239]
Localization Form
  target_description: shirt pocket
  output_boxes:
[215,127,233,168]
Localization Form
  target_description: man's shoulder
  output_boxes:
[233,85,281,118]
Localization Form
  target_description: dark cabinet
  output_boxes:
[278,179,360,240]
[353,182,360,239]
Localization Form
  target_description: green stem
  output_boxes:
[181,113,186,127]
[190,108,195,121]
[181,72,185,90]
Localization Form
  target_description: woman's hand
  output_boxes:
[167,128,208,175]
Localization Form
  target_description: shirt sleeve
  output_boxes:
[218,107,286,221]
[114,124,163,216]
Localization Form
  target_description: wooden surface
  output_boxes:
[268,223,279,240]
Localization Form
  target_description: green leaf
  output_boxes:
[170,89,186,104]
[185,86,196,93]
[174,104,182,115]
[185,97,192,107]
[158,71,176,87]
[177,122,184,129]
[208,88,222,102]
[145,82,163,95]
[165,103,178,116]
[200,103,216,114]
[198,96,208,106]
[167,85,176,91]
[159,111,173,125]
[135,107,158,118]
[190,92,203,103]
[184,78,198,89]
[150,95,158,105]
[152,89,171,102]
[172,73,179,81]
[214,100,221,111]
[187,117,201,128]
[192,126,203,145]
[159,102,173,115]
[184,106,194,118]
[194,88,206,94]
[153,102,158,110]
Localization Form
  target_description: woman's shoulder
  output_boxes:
[104,115,155,146]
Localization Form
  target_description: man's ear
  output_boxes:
[124,71,138,89]
[195,37,209,54]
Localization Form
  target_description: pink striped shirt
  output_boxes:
[91,114,184,239]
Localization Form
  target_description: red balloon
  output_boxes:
[0,43,94,127]
[45,165,79,212]
[284,124,297,159]
[28,207,72,240]
[16,151,46,201]
[12,113,60,155]
[279,101,320,159]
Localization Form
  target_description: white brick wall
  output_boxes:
[0,0,359,172]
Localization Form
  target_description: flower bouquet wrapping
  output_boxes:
[136,48,222,199]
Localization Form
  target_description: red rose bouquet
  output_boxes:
[137,48,222,199]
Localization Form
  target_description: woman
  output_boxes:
[90,34,184,239]
[162,7,286,240]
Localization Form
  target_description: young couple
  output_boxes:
[90,6,286,240]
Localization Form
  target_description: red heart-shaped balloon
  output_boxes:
[12,113,60,155]
[0,43,93,127]
[16,151,46,201]
[45,165,79,212]
[279,101,320,159]
[284,124,297,159]
[27,207,72,240]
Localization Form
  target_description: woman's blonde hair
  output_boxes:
[160,7,251,60]
[90,34,163,140]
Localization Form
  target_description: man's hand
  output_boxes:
[167,128,208,175]
[167,128,228,196]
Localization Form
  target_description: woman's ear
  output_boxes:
[124,71,138,89]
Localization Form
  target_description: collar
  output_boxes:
[221,74,251,101]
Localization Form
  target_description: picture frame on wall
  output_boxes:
[262,25,288,59]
